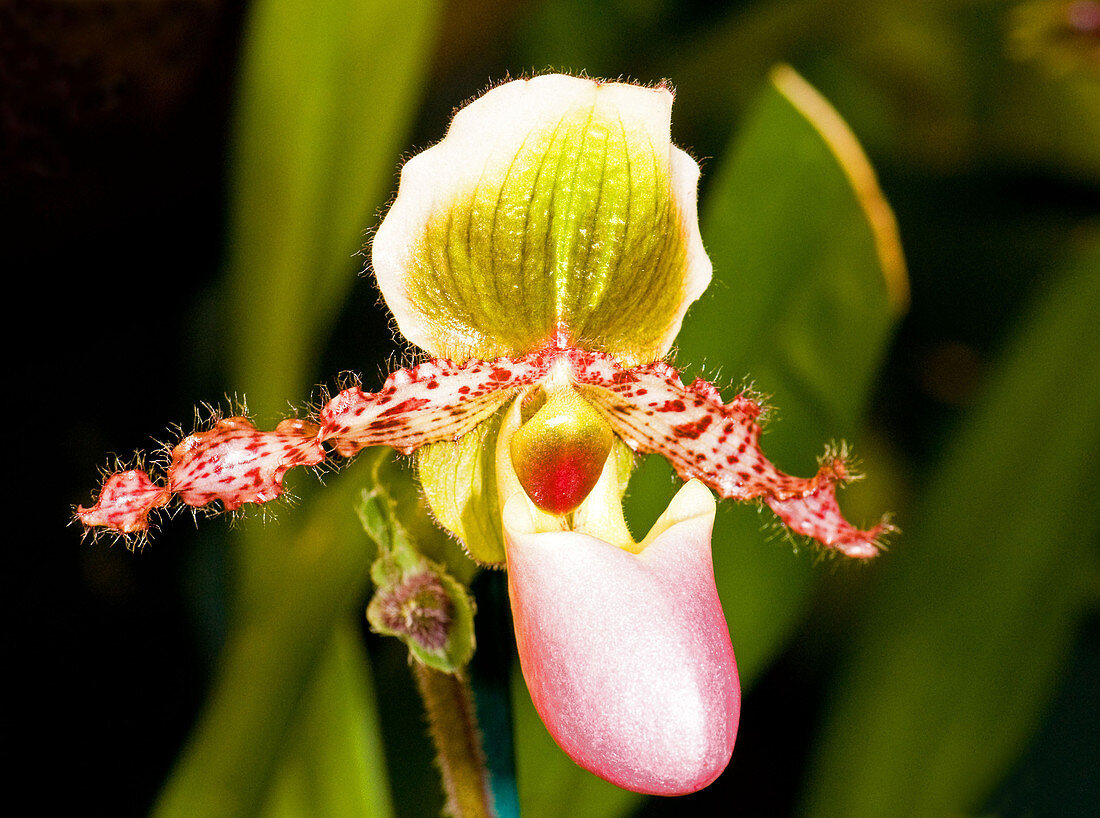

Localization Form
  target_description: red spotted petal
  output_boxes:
[76,470,171,534]
[319,355,546,457]
[567,350,890,557]
[764,457,886,558]
[167,417,326,511]
[76,356,549,535]
[76,347,889,553]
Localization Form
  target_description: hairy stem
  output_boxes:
[413,664,495,818]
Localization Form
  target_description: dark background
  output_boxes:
[7,0,1097,815]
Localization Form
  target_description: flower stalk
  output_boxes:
[413,664,495,818]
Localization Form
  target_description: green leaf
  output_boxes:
[225,0,442,411]
[156,1,443,814]
[515,66,905,818]
[633,64,905,687]
[667,1,1100,182]
[799,235,1100,817]
[263,623,394,818]
[153,453,391,818]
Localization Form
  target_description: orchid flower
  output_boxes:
[77,74,890,796]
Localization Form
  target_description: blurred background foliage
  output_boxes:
[10,0,1098,815]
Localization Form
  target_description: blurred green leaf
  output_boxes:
[514,65,904,818]
[264,623,393,818]
[667,1,1100,183]
[153,452,391,817]
[226,0,442,411]
[800,235,1100,817]
[155,1,442,815]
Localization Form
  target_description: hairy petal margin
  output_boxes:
[78,349,887,558]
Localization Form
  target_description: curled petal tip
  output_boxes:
[76,469,170,535]
[504,481,739,795]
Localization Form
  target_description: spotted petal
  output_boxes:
[319,355,546,457]
[76,418,326,534]
[78,348,887,559]
[570,354,891,557]
[167,417,325,510]
[76,357,545,535]
[76,470,170,535]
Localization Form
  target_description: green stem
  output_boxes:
[413,663,495,818]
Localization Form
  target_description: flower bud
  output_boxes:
[368,570,453,652]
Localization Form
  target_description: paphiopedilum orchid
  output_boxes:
[77,74,890,796]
